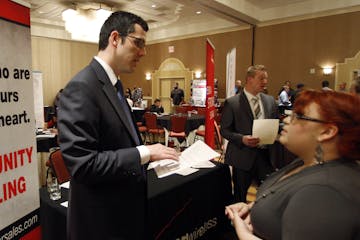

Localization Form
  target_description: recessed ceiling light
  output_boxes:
[151,4,157,8]
[196,10,202,14]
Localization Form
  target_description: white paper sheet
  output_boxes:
[149,140,219,178]
[252,119,279,145]
[36,133,56,139]
[60,181,70,189]
[176,167,199,176]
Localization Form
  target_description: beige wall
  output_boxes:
[31,37,97,105]
[32,11,360,105]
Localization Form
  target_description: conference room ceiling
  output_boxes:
[27,0,360,43]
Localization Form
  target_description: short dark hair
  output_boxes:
[296,83,304,89]
[98,11,148,51]
[322,80,330,87]
[154,98,161,103]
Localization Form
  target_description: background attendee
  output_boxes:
[338,81,347,92]
[58,11,179,240]
[278,85,292,114]
[150,98,164,114]
[235,79,243,94]
[132,86,143,107]
[125,87,132,100]
[220,65,278,203]
[226,90,360,240]
[349,77,360,95]
[170,82,184,106]
[321,80,333,91]
[293,83,305,102]
[126,93,133,107]
[284,80,296,104]
[125,87,133,107]
[53,88,63,118]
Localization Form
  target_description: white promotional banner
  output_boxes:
[191,79,206,107]
[226,48,236,98]
[33,71,44,129]
[0,0,41,239]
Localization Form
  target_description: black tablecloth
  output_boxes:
[157,114,205,134]
[40,162,233,240]
[36,135,58,152]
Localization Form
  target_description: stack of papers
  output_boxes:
[148,140,219,178]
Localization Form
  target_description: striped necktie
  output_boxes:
[252,96,261,119]
[115,80,140,145]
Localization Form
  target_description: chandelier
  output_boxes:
[62,3,113,43]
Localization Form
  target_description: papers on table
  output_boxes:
[36,133,56,139]
[252,119,279,145]
[148,140,219,178]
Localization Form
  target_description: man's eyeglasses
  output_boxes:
[127,35,146,49]
[288,112,331,124]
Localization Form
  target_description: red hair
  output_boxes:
[294,90,360,161]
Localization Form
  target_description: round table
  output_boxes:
[157,114,205,134]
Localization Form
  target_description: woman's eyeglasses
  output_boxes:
[284,110,331,124]
[127,35,146,49]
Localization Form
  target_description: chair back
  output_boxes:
[48,149,71,184]
[144,112,158,129]
[175,106,187,114]
[196,107,207,116]
[170,115,187,133]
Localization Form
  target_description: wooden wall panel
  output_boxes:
[255,11,360,95]
[31,37,97,105]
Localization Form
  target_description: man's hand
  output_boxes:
[146,144,180,162]
[242,135,260,147]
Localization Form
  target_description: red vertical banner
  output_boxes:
[205,39,215,148]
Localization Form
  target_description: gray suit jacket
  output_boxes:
[58,59,146,240]
[220,91,278,170]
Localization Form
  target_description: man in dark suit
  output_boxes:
[150,98,164,114]
[220,65,278,203]
[58,11,179,240]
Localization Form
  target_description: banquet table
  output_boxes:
[40,162,233,240]
[156,114,205,134]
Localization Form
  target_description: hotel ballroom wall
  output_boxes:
[31,10,360,106]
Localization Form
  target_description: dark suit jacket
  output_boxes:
[220,91,278,170]
[149,104,164,114]
[58,59,146,240]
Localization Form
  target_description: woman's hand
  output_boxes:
[226,202,261,240]
[225,202,253,219]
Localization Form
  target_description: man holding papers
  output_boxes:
[221,65,278,202]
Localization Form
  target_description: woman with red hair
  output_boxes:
[226,90,360,240]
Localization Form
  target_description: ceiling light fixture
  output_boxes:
[323,66,333,75]
[196,10,202,14]
[62,4,112,43]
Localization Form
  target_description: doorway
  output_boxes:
[159,78,185,113]
[152,58,193,113]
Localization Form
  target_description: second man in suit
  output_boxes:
[221,65,278,202]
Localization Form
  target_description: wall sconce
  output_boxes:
[323,67,333,75]
[195,70,202,79]
[145,72,151,80]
